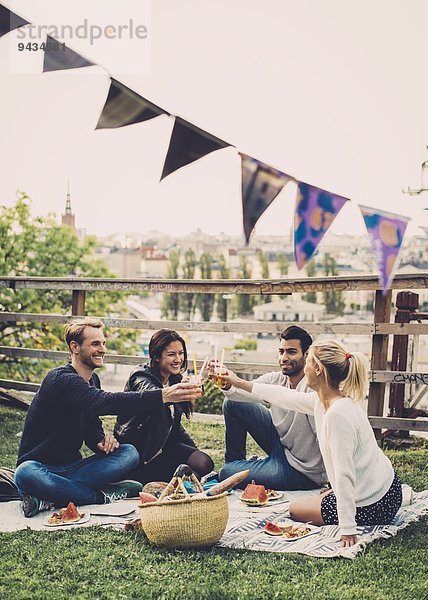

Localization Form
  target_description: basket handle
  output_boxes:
[158,473,204,501]
[158,478,176,501]
[190,473,204,493]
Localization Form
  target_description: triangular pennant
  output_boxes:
[0,5,29,37]
[360,205,409,294]
[43,36,94,72]
[160,117,230,180]
[293,182,349,269]
[96,78,167,129]
[240,153,293,244]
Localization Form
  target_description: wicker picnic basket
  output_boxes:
[140,472,229,549]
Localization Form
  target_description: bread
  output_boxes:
[205,469,250,496]
[142,481,168,498]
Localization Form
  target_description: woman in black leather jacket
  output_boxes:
[114,329,214,483]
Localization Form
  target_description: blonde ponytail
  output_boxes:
[342,352,368,402]
[311,340,369,402]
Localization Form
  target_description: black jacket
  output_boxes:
[114,364,197,464]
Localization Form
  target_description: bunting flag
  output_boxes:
[294,183,349,269]
[96,78,167,129]
[0,5,29,37]
[240,153,293,244]
[160,117,231,180]
[360,206,409,293]
[43,36,94,72]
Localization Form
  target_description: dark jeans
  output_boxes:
[219,399,318,490]
[14,444,139,506]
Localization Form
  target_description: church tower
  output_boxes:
[61,181,75,229]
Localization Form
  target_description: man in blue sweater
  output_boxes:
[14,317,202,517]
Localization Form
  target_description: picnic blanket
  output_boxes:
[217,488,428,559]
[1,488,427,559]
[0,498,141,532]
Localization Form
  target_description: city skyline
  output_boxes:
[1,1,428,241]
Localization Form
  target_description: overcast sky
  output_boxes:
[1,0,428,242]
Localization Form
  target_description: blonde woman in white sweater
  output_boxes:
[218,339,402,547]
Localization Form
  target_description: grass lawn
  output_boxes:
[0,403,427,600]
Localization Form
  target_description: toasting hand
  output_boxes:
[162,381,203,404]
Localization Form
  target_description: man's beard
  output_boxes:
[281,363,304,377]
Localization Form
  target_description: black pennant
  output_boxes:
[96,78,167,129]
[43,36,94,72]
[240,153,292,244]
[0,5,29,37]
[160,117,231,180]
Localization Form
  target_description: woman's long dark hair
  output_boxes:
[148,329,193,417]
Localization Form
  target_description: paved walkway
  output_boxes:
[192,412,224,424]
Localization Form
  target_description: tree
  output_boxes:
[303,260,317,303]
[323,253,345,315]
[276,252,289,276]
[236,255,254,316]
[0,193,138,381]
[161,250,180,319]
[216,255,230,322]
[196,252,215,321]
[256,249,271,303]
[179,248,197,320]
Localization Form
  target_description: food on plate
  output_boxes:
[263,521,284,536]
[266,489,282,499]
[283,524,312,539]
[47,502,82,525]
[205,469,250,496]
[139,492,158,504]
[142,481,168,498]
[240,480,268,506]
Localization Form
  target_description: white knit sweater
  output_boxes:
[252,383,395,536]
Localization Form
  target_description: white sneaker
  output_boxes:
[401,484,414,507]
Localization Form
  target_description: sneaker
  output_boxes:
[100,480,143,504]
[21,495,54,518]
[247,455,263,461]
[200,471,219,485]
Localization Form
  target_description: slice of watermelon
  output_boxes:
[240,480,268,505]
[264,521,283,536]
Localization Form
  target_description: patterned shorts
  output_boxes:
[321,472,402,526]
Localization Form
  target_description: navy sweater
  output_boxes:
[17,364,163,467]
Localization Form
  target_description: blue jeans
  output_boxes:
[219,399,318,490]
[14,444,139,506]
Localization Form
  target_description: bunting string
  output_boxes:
[0,3,415,291]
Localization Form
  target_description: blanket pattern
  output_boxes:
[216,489,428,559]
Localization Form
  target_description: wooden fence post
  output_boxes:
[388,292,419,437]
[368,289,392,439]
[71,290,86,316]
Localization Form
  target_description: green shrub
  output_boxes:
[234,339,257,351]
[196,378,225,414]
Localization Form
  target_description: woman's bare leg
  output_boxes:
[289,490,330,526]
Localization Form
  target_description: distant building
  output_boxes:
[60,183,86,241]
[253,298,325,322]
[61,182,75,229]
[140,254,169,278]
[107,247,142,278]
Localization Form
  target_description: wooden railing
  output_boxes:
[1,274,428,434]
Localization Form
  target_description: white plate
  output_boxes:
[280,523,319,542]
[43,511,90,527]
[89,504,137,517]
[267,492,284,503]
